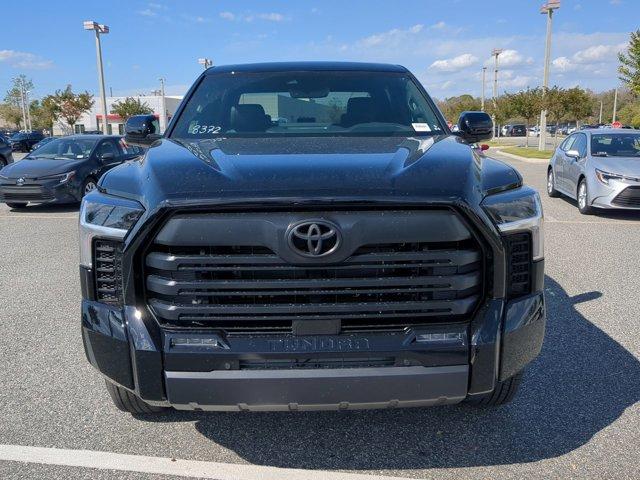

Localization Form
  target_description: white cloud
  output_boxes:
[181,14,211,24]
[552,42,627,72]
[220,11,289,22]
[430,21,446,30]
[138,8,156,17]
[0,50,53,69]
[430,53,478,72]
[357,24,424,48]
[219,11,235,21]
[256,12,286,22]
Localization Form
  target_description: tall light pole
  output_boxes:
[598,100,603,124]
[25,89,32,131]
[481,66,487,111]
[612,88,618,123]
[538,0,560,151]
[18,78,27,131]
[491,48,503,101]
[159,77,167,133]
[198,58,213,70]
[84,21,110,135]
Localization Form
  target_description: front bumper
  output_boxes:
[81,287,545,411]
[0,179,79,204]
[590,177,640,210]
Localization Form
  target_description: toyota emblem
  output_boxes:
[287,220,341,257]
[16,177,25,186]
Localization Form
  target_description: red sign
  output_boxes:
[612,121,622,128]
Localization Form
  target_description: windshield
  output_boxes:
[26,137,98,160]
[591,133,640,157]
[170,71,445,139]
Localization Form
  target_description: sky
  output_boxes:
[0,0,637,102]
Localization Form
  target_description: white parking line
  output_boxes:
[0,444,407,480]
[546,219,640,225]
[0,215,78,220]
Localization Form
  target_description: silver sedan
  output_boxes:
[547,128,640,214]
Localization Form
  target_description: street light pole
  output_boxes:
[538,1,560,151]
[481,66,487,111]
[84,21,110,135]
[612,88,618,123]
[599,100,603,124]
[25,90,32,131]
[198,58,213,70]
[159,77,167,133]
[491,48,503,101]
[18,78,27,131]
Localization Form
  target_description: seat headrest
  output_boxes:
[230,104,270,132]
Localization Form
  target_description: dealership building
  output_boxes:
[52,95,183,136]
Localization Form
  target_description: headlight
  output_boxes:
[595,169,623,185]
[482,186,544,260]
[40,171,76,184]
[79,191,144,268]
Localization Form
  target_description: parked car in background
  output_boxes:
[0,135,14,167]
[507,124,527,136]
[547,129,640,214]
[9,131,44,152]
[501,124,512,136]
[31,136,57,151]
[0,135,143,208]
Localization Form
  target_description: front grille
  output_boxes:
[612,186,640,207]
[505,233,531,299]
[146,233,484,333]
[93,240,124,306]
[0,185,53,202]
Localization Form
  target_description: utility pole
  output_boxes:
[481,66,487,111]
[198,58,213,70]
[599,100,603,124]
[25,89,32,131]
[84,21,110,134]
[159,77,167,134]
[18,78,27,131]
[538,1,560,151]
[612,88,618,123]
[491,48,503,101]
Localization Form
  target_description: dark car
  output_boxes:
[0,135,143,208]
[0,134,14,168]
[507,124,527,136]
[79,62,545,414]
[9,131,44,152]
[31,136,57,151]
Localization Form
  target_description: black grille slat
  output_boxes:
[612,187,640,207]
[145,212,484,333]
[506,233,532,299]
[94,240,124,306]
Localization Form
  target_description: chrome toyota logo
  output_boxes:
[287,220,341,257]
[16,177,25,186]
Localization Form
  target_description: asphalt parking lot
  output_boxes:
[0,151,639,479]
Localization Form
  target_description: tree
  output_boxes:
[564,87,594,126]
[486,94,514,137]
[437,94,481,124]
[2,75,34,129]
[619,29,640,96]
[38,95,61,133]
[110,97,153,120]
[48,85,94,133]
[618,102,640,128]
[507,88,542,147]
[543,87,568,147]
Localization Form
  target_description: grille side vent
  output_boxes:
[94,240,124,306]
[505,233,531,299]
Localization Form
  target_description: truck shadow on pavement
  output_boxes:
[139,276,640,471]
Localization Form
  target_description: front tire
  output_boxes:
[81,177,98,198]
[465,370,524,406]
[547,168,560,197]
[104,380,166,414]
[577,178,594,215]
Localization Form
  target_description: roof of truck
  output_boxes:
[205,61,409,74]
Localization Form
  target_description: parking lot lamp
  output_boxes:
[481,66,487,111]
[538,1,560,151]
[159,77,167,133]
[18,78,27,131]
[84,21,110,135]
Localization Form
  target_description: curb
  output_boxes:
[492,148,551,164]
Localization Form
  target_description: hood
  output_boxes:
[591,156,640,178]
[0,158,84,179]
[100,135,521,209]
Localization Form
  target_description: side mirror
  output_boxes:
[566,149,580,159]
[456,111,494,144]
[124,115,161,146]
[99,152,115,162]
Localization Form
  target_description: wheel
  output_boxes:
[577,178,594,215]
[547,168,560,197]
[6,202,27,209]
[104,380,166,414]
[465,370,524,406]
[82,177,98,197]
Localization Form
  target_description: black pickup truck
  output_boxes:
[79,62,545,413]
